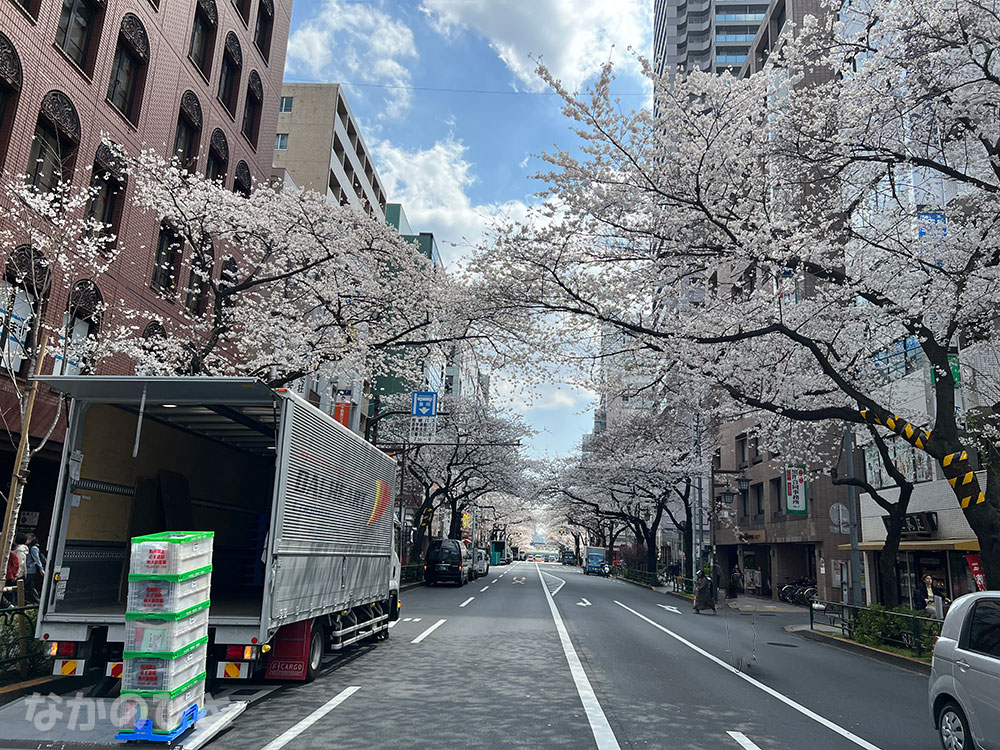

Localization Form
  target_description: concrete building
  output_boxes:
[272,82,387,220]
[0,0,292,540]
[654,0,771,76]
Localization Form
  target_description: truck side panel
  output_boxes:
[269,394,395,632]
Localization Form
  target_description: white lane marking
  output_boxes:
[657,604,682,615]
[538,563,620,750]
[614,602,881,750]
[541,571,566,596]
[259,686,360,750]
[413,617,421,622]
[411,619,446,644]
[403,617,412,621]
[727,731,762,749]
[388,621,399,629]
[576,598,592,607]
[459,597,475,608]
[492,579,499,583]
[481,586,490,592]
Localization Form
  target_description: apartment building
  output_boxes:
[654,0,771,76]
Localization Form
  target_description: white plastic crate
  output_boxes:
[129,531,214,577]
[127,572,211,615]
[118,674,206,734]
[124,604,209,654]
[121,641,208,692]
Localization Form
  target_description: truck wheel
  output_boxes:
[305,625,324,683]
[389,592,399,622]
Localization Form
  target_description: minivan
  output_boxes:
[425,539,471,586]
[929,591,1000,749]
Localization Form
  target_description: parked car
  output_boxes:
[474,548,490,578]
[929,591,1000,750]
[425,540,472,586]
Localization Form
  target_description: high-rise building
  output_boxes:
[272,83,387,221]
[654,0,771,76]
[0,0,292,540]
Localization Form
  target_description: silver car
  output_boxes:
[929,591,1000,750]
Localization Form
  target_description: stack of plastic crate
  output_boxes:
[116,531,213,742]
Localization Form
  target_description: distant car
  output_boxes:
[474,548,490,578]
[425,539,472,586]
[929,591,1000,750]
[527,555,536,562]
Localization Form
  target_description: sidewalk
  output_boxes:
[724,594,809,614]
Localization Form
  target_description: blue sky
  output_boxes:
[283,0,652,459]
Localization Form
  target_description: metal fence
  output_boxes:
[621,568,658,587]
[401,563,425,585]
[1,600,45,681]
[810,599,943,657]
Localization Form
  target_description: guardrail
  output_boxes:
[621,568,659,587]
[809,599,943,657]
[400,563,425,585]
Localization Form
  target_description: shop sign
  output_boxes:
[785,466,807,514]
[966,554,987,592]
[880,511,938,539]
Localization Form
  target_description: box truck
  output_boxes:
[34,377,400,683]
[584,546,607,575]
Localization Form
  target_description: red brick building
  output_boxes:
[0,0,291,538]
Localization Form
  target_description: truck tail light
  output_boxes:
[47,642,76,657]
[225,645,258,660]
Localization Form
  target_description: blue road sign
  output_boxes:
[411,391,438,418]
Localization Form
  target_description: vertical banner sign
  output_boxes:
[785,466,807,514]
[966,554,987,592]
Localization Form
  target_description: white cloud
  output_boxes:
[420,0,651,93]
[286,1,418,119]
[373,136,532,266]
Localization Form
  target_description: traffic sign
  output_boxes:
[411,391,438,418]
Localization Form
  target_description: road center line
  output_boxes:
[492,579,499,583]
[481,586,489,592]
[259,686,360,750]
[459,597,475,607]
[411,618,446,644]
[727,731,762,749]
[538,563,621,750]
[613,602,881,750]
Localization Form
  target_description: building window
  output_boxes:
[184,236,214,315]
[753,483,764,516]
[85,144,127,244]
[56,0,102,73]
[233,0,250,23]
[769,476,783,516]
[0,32,23,172]
[188,0,218,77]
[0,246,51,372]
[217,32,242,115]
[151,224,183,296]
[52,280,102,375]
[14,0,41,19]
[205,128,228,184]
[106,15,149,124]
[279,96,292,113]
[736,434,749,467]
[241,70,262,147]
[27,91,81,193]
[274,132,288,150]
[173,90,203,171]
[254,0,273,61]
[233,160,251,197]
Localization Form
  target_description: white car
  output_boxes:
[474,548,490,579]
[929,591,1000,750]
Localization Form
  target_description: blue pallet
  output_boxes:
[115,703,205,743]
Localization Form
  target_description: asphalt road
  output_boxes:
[207,562,937,750]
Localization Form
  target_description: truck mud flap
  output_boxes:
[264,620,311,681]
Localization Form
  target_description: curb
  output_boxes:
[788,626,931,675]
[401,580,425,591]
[613,576,695,603]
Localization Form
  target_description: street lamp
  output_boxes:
[736,472,750,493]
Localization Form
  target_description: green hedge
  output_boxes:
[851,604,941,656]
[0,607,50,684]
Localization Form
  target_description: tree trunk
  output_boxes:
[448,500,462,539]
[878,495,910,608]
[682,502,694,580]
[644,528,658,575]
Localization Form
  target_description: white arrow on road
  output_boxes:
[657,604,682,615]
[576,598,592,607]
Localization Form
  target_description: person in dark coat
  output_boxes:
[694,571,716,614]
[914,574,949,618]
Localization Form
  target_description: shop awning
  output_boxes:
[838,538,980,552]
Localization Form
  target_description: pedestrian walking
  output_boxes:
[3,545,19,607]
[25,533,45,604]
[729,566,744,598]
[694,571,716,614]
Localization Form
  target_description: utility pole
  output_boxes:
[844,426,863,605]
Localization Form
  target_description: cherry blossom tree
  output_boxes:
[472,0,1000,585]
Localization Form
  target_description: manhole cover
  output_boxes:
[766,642,799,648]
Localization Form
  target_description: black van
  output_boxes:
[425,539,471,586]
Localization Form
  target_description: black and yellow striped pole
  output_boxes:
[859,409,985,508]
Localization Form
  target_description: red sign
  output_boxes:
[966,554,987,592]
[333,402,350,427]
